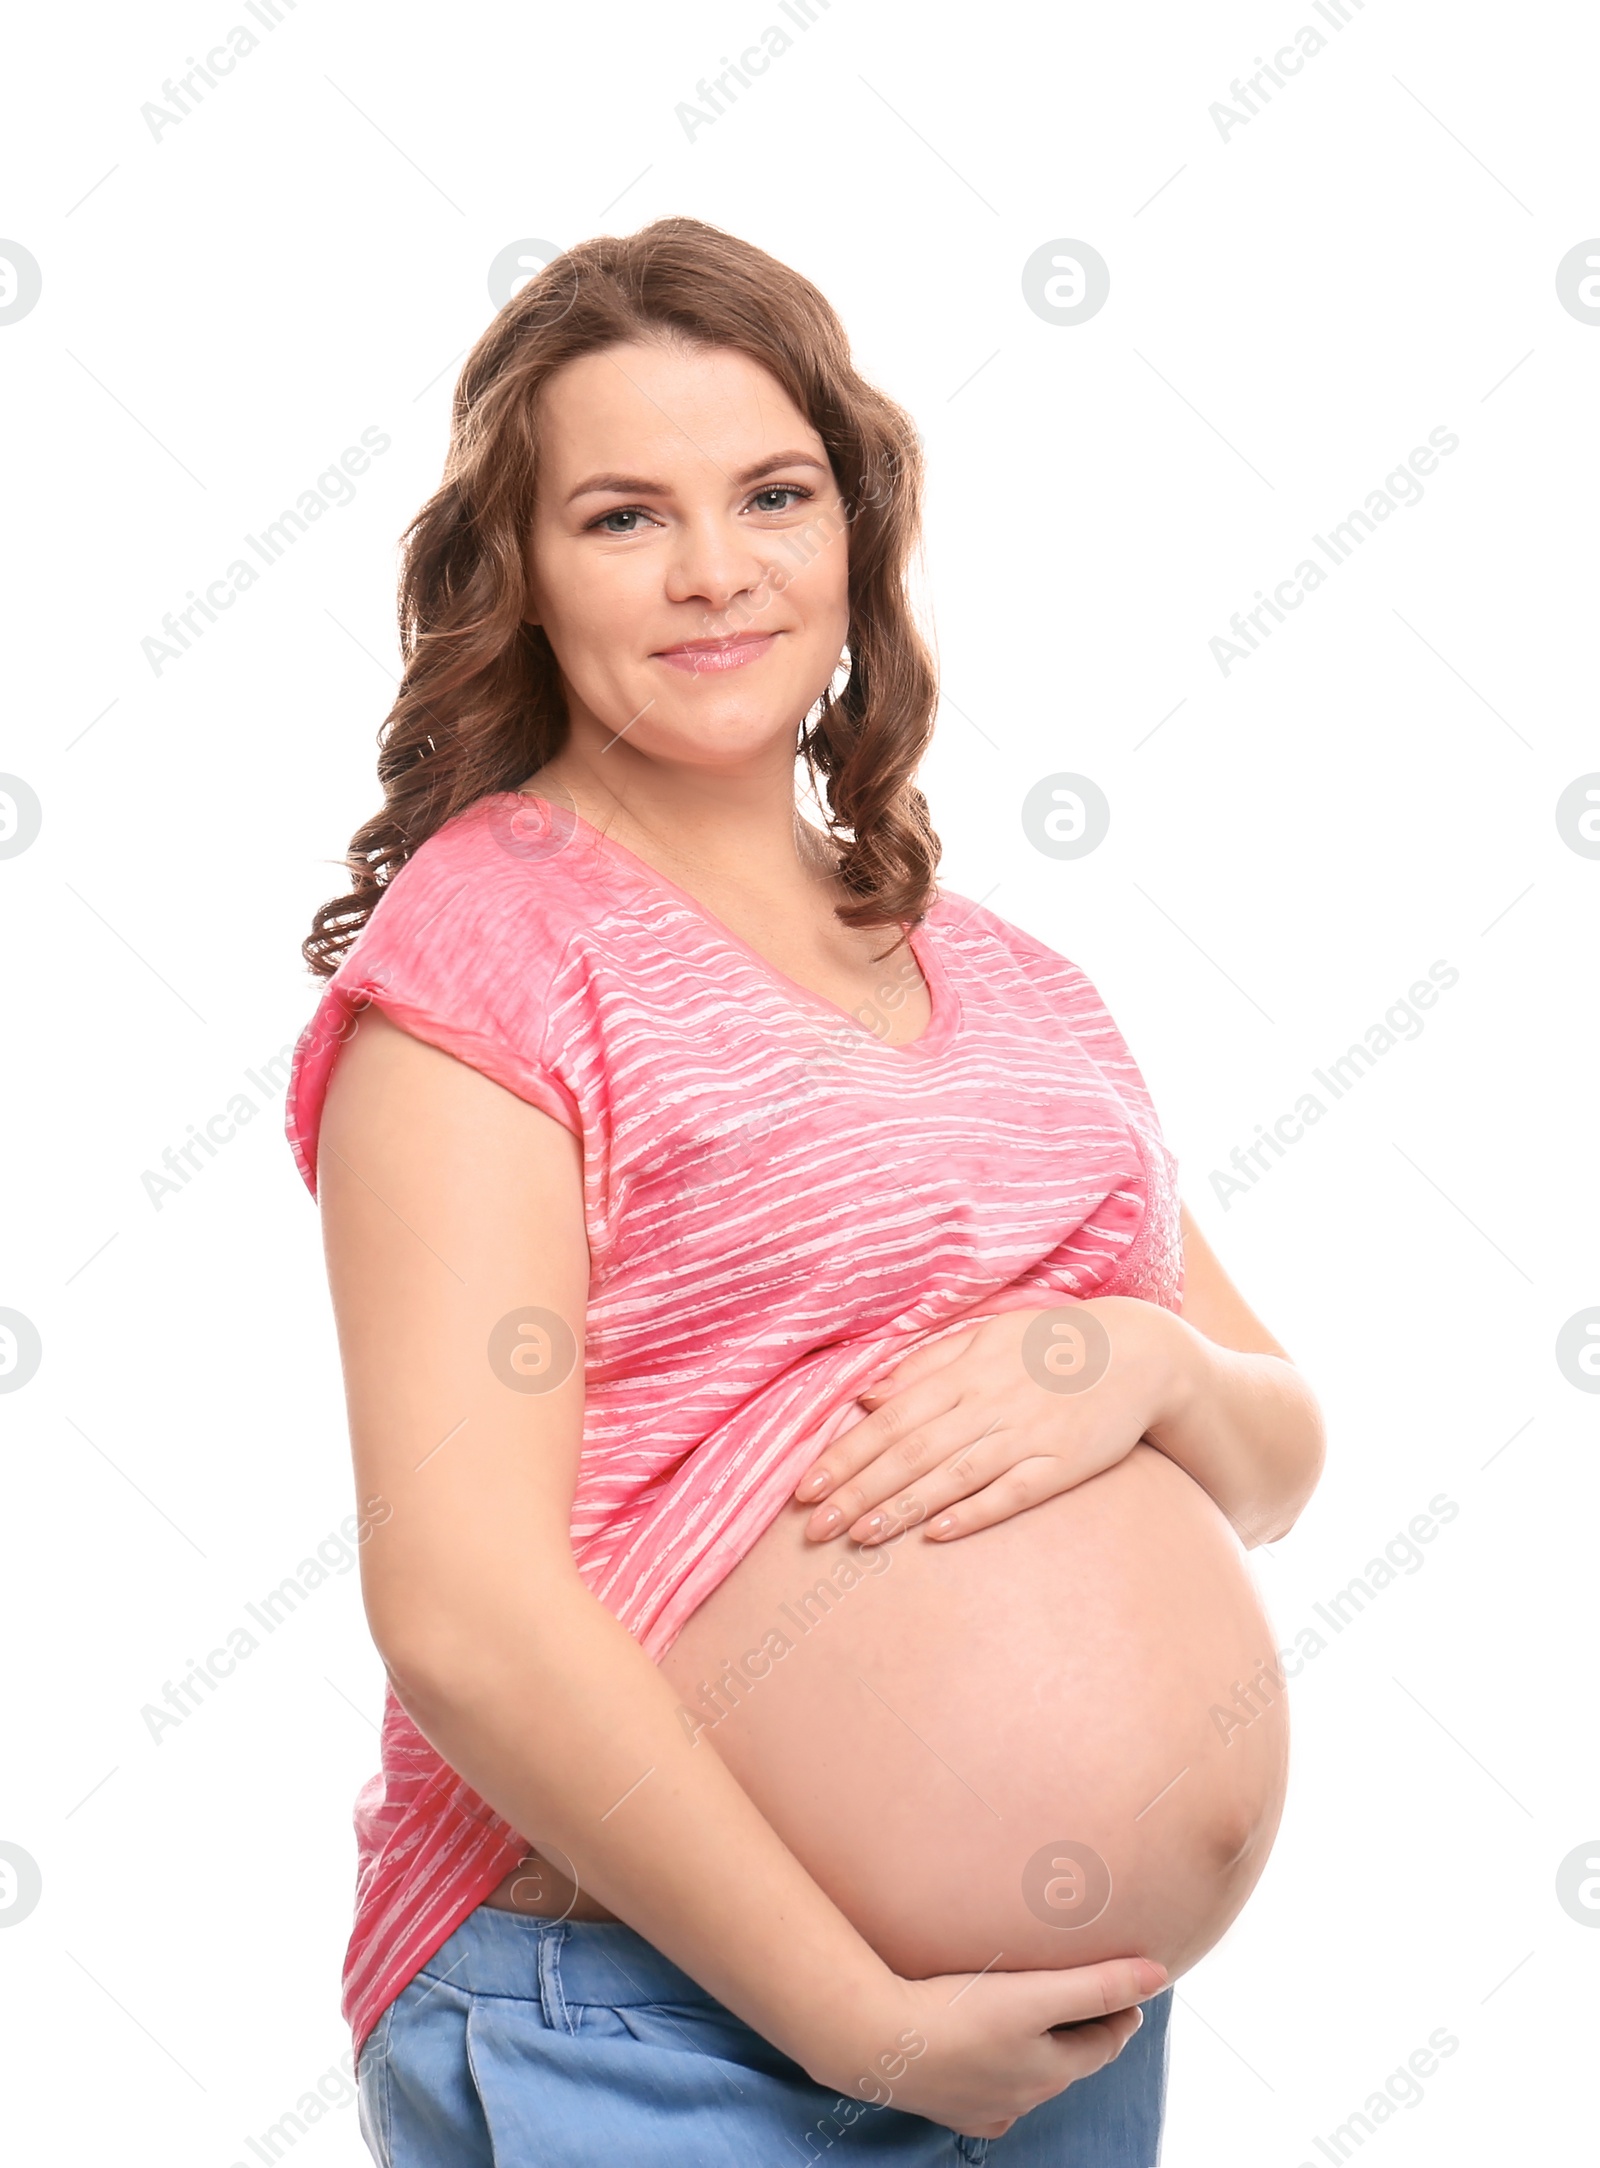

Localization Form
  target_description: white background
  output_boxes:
[3,1,1596,2161]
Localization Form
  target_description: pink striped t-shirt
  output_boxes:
[284,786,1184,2059]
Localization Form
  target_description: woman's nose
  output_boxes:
[664,512,772,619]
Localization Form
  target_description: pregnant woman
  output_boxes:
[288,217,1325,2164]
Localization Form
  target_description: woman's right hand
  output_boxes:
[815,1955,1169,2140]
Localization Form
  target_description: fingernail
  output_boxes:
[860,1513,885,1538]
[928,1515,954,1537]
[795,1471,829,1500]
[811,1506,842,1535]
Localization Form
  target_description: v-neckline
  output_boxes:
[498,789,959,1059]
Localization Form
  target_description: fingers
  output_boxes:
[917,1459,1071,1541]
[793,1352,970,1510]
[1016,1955,1169,2031]
[804,1414,1010,1541]
[894,1956,1166,2135]
[1048,2004,1143,2046]
[795,1384,970,1530]
[1046,2006,1144,2086]
[856,1327,977,1403]
[849,1452,1054,1547]
[831,1419,1011,1542]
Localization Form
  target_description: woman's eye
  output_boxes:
[589,486,810,533]
[594,507,654,535]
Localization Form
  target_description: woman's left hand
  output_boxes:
[793,1296,1194,1544]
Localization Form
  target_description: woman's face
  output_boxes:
[523,340,851,774]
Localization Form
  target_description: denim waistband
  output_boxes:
[418,1902,730,2016]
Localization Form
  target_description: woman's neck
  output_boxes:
[518,747,842,915]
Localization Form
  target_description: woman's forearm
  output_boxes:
[1114,1300,1325,1547]
[381,1558,904,2088]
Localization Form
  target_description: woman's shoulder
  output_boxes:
[286,792,603,1194]
[925,888,1173,1164]
[924,887,1103,1005]
[342,790,623,983]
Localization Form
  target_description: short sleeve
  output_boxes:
[285,807,583,1199]
[934,891,1185,1310]
[944,895,1168,1124]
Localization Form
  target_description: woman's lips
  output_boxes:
[653,633,777,674]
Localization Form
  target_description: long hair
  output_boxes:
[302,216,940,978]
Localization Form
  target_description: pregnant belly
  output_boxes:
[653,1440,1289,1982]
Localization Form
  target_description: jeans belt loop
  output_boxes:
[536,1920,574,2035]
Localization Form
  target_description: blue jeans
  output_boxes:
[356,1904,1171,2165]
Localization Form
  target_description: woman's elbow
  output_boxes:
[363,1563,578,1717]
[1249,1412,1327,1548]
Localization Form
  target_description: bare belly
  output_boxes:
[489,1441,1289,1981]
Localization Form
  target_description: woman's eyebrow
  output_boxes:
[565,452,830,504]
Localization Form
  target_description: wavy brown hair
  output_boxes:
[303,216,940,978]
